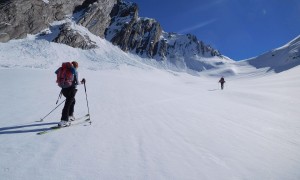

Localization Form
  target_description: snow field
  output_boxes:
[0,64,299,179]
[0,31,299,179]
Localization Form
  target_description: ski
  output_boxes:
[70,114,90,122]
[37,114,90,135]
[37,118,90,135]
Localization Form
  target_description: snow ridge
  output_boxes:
[246,35,300,73]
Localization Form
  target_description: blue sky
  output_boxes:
[131,0,300,60]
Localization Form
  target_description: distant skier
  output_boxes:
[218,76,225,90]
[55,61,85,127]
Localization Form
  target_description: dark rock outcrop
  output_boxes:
[53,23,97,49]
[77,0,117,38]
[105,1,163,58]
[0,0,85,42]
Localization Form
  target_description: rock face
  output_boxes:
[104,1,221,60]
[53,23,98,49]
[104,1,223,70]
[105,1,163,59]
[0,0,85,42]
[77,0,117,38]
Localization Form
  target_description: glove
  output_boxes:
[81,78,86,84]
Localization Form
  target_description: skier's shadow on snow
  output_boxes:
[0,122,57,135]
[208,89,220,91]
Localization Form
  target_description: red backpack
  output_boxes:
[56,62,74,88]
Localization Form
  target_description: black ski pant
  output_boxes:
[220,82,224,90]
[61,87,77,121]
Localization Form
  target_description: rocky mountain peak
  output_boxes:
[102,1,224,70]
[0,0,226,71]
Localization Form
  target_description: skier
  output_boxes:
[218,76,225,90]
[55,61,85,127]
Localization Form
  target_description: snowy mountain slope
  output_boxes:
[1,0,228,72]
[245,35,300,73]
[0,17,231,75]
[1,35,300,179]
[192,35,300,77]
[0,27,160,71]
[2,0,299,74]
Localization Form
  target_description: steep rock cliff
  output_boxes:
[77,0,117,38]
[0,0,85,42]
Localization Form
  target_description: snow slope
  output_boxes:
[246,35,300,73]
[0,36,300,179]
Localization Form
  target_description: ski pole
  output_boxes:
[56,90,62,104]
[83,82,91,124]
[38,99,66,122]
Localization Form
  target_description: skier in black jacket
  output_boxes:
[219,77,225,90]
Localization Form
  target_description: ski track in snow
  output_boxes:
[0,37,300,179]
